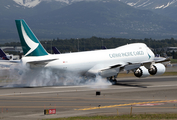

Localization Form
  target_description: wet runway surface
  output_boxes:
[0,76,177,120]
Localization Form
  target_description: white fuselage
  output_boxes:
[21,43,154,76]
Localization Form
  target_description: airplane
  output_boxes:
[101,46,107,49]
[52,47,61,54]
[12,19,169,84]
[0,49,20,68]
[0,48,13,60]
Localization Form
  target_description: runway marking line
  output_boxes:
[134,103,165,106]
[75,100,177,111]
[0,100,127,104]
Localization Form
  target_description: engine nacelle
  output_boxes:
[134,66,150,78]
[7,55,13,60]
[148,63,165,76]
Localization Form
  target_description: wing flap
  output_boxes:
[85,62,123,77]
[99,67,120,77]
[124,63,141,71]
[87,62,144,78]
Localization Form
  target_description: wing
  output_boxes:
[154,57,170,63]
[86,62,142,78]
[142,57,170,69]
[86,57,170,78]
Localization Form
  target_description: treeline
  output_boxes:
[43,37,177,53]
[1,37,177,58]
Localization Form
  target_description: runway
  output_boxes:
[0,76,177,120]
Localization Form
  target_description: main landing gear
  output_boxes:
[107,76,117,85]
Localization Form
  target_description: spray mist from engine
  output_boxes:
[0,64,111,88]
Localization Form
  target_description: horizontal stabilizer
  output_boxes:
[27,58,58,66]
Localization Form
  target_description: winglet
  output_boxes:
[15,19,48,57]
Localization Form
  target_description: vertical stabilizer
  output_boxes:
[15,19,48,57]
[0,49,9,60]
[52,47,61,54]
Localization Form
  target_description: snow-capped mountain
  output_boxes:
[12,0,177,9]
[13,0,73,8]
[12,0,97,8]
[119,0,177,21]
[1,0,177,42]
[13,0,41,8]
[119,0,177,9]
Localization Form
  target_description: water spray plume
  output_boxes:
[1,64,111,88]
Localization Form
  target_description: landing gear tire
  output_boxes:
[107,76,117,85]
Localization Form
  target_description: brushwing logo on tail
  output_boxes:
[21,21,39,56]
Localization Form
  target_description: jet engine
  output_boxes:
[148,63,165,76]
[134,66,150,78]
[7,55,13,60]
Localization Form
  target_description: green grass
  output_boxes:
[117,71,177,78]
[170,59,177,63]
[162,72,177,76]
[44,113,177,120]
